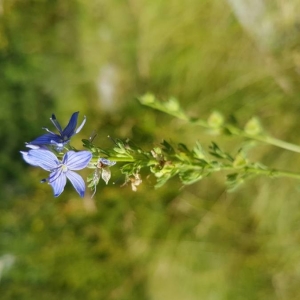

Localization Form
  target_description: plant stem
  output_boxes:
[192,120,300,153]
[228,166,300,180]
[177,163,300,180]
[251,135,300,153]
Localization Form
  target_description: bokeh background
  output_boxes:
[2,1,300,299]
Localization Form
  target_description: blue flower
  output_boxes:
[21,149,92,197]
[28,112,86,149]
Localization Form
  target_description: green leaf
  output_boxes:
[177,143,191,154]
[233,152,248,168]
[244,117,263,135]
[179,170,204,185]
[161,140,175,154]
[209,142,233,161]
[193,141,206,159]
[207,111,224,128]
[138,93,189,121]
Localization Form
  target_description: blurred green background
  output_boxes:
[1,0,300,299]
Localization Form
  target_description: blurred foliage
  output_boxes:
[2,0,300,299]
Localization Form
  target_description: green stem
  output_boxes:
[247,168,300,179]
[192,120,300,153]
[177,162,300,180]
[225,124,300,153]
[105,155,300,181]
[107,157,135,162]
[141,98,300,153]
[250,135,300,153]
[90,156,136,164]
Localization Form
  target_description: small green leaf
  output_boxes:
[193,141,206,159]
[233,152,248,168]
[139,93,156,105]
[226,173,238,183]
[164,97,180,112]
[179,170,204,185]
[161,140,175,154]
[207,111,224,128]
[209,142,233,161]
[177,143,191,154]
[244,117,263,135]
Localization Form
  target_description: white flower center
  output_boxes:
[61,164,68,172]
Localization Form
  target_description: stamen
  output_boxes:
[42,127,56,135]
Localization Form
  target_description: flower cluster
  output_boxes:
[21,112,93,197]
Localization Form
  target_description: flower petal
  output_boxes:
[50,114,63,134]
[63,151,92,170]
[101,168,111,185]
[20,151,40,166]
[25,143,48,150]
[21,149,59,171]
[62,112,79,138]
[49,170,66,197]
[75,115,86,134]
[99,158,116,167]
[66,170,85,197]
[29,133,63,145]
[48,167,63,183]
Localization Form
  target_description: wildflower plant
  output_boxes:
[21,97,300,198]
[21,112,92,197]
